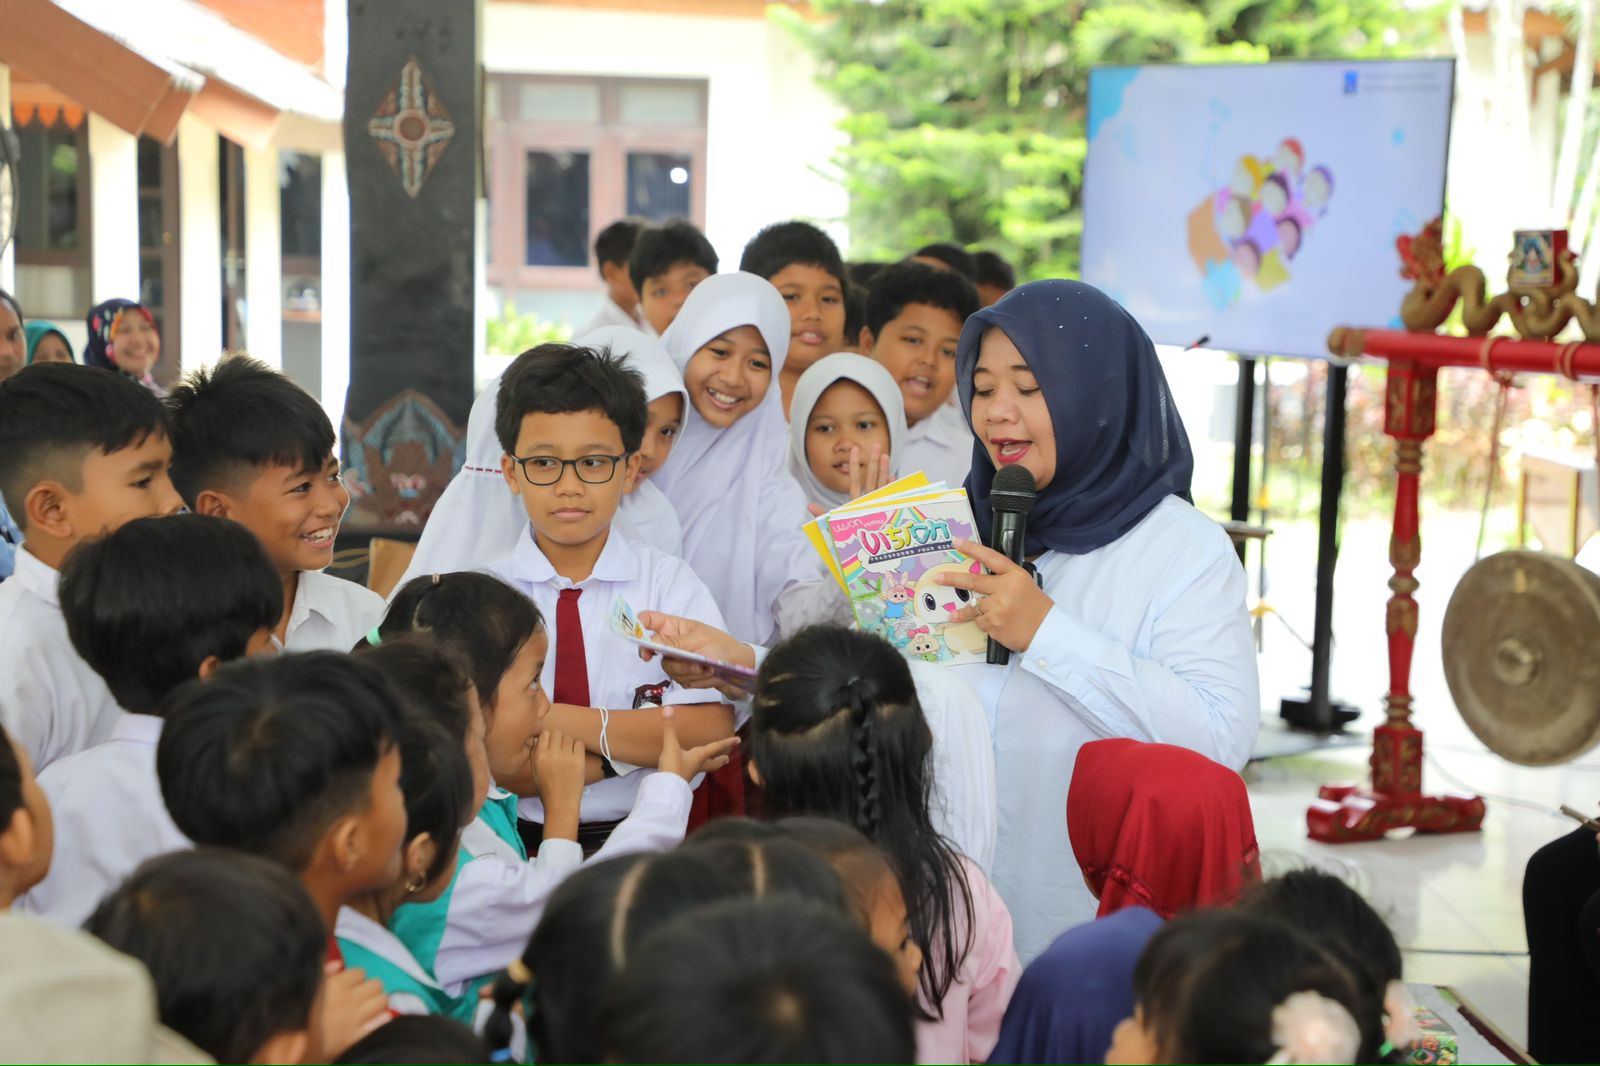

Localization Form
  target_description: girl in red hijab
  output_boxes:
[1067,737,1260,919]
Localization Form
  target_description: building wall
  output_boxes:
[483,1,848,328]
[1446,27,1564,278]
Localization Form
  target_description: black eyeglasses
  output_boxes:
[510,453,628,486]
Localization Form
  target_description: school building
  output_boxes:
[0,0,844,422]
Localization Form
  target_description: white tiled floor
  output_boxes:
[1242,510,1600,1051]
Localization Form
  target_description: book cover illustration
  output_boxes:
[825,489,987,665]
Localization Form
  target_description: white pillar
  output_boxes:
[244,143,282,368]
[87,114,140,302]
[176,113,221,372]
[320,147,350,437]
[0,63,14,295]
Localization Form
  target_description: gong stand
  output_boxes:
[1306,328,1600,842]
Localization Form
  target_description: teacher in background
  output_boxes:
[935,279,1260,961]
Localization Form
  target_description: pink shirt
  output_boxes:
[915,857,1022,1064]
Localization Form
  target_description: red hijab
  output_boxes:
[1067,738,1260,919]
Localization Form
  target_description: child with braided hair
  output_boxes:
[746,624,1019,1064]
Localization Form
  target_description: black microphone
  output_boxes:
[985,464,1037,665]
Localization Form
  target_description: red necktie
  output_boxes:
[554,588,590,707]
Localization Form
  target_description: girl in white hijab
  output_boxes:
[397,327,687,589]
[653,272,836,644]
[786,353,908,512]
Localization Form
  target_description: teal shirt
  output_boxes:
[390,789,533,1004]
[335,910,476,1024]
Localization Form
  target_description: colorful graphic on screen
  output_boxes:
[1081,60,1453,359]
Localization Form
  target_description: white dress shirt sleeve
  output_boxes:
[1017,535,1260,770]
[590,772,693,861]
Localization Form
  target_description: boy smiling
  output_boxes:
[166,356,384,650]
[0,365,184,769]
[860,260,980,489]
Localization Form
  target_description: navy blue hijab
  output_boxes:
[957,280,1193,556]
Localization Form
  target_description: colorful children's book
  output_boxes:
[608,595,758,695]
[804,472,932,592]
[820,487,987,665]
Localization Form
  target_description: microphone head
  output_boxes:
[989,464,1037,516]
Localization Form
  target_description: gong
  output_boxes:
[1442,550,1600,766]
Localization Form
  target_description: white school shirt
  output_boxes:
[281,569,386,652]
[909,661,998,875]
[423,773,693,992]
[900,403,973,491]
[20,713,190,927]
[741,647,998,874]
[949,496,1260,962]
[0,549,122,770]
[576,297,645,337]
[488,526,729,823]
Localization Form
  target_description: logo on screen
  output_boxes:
[1343,71,1359,94]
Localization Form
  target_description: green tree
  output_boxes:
[778,0,1445,280]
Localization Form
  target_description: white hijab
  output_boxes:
[654,272,819,643]
[786,353,908,511]
[397,329,686,592]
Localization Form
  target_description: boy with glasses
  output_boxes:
[490,344,732,852]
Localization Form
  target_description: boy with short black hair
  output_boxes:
[84,848,327,1066]
[579,217,648,335]
[913,241,978,281]
[21,513,283,927]
[628,218,718,336]
[973,250,1017,307]
[158,651,402,1057]
[739,220,850,415]
[157,650,407,934]
[491,343,734,848]
[0,724,52,909]
[166,355,384,651]
[0,364,184,769]
[861,260,981,489]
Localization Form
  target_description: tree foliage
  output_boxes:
[778,0,1445,279]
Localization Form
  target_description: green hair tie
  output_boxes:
[367,625,383,646]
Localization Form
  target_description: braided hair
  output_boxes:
[748,624,975,1016]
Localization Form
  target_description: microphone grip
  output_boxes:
[985,513,1028,666]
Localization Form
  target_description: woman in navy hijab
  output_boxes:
[936,280,1259,961]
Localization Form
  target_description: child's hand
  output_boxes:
[848,442,894,501]
[315,962,389,1060]
[657,705,739,782]
[637,611,755,700]
[533,730,586,842]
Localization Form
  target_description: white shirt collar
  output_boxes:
[109,712,162,744]
[334,907,446,990]
[12,548,60,607]
[506,524,637,589]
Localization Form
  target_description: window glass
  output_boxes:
[519,83,601,124]
[626,152,692,221]
[525,150,590,267]
[618,84,702,127]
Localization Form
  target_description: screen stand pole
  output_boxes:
[1281,362,1359,732]
[1230,355,1256,565]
